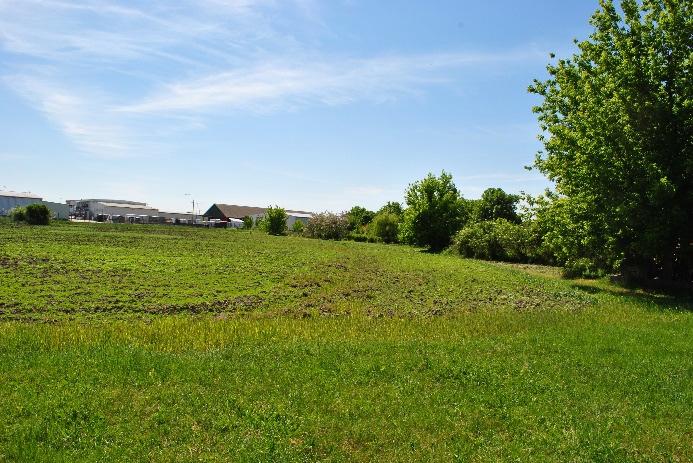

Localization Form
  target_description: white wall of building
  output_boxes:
[41,201,70,219]
[0,192,43,215]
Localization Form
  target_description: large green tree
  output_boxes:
[400,171,468,251]
[529,0,692,282]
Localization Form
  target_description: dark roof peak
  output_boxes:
[207,204,312,219]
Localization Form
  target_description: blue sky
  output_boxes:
[1,0,598,213]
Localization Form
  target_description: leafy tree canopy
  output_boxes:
[400,171,468,251]
[377,201,404,218]
[473,188,521,223]
[264,206,288,236]
[529,0,692,281]
[346,206,376,231]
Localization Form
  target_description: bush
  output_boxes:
[371,212,399,244]
[305,212,349,240]
[8,204,51,225]
[264,206,288,236]
[242,216,253,230]
[562,258,605,279]
[9,207,26,223]
[454,221,503,261]
[25,204,51,225]
[291,219,305,234]
[346,232,380,243]
[453,219,536,263]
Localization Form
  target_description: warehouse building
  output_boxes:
[0,191,70,219]
[41,201,70,219]
[71,199,158,220]
[204,204,312,228]
[0,190,43,215]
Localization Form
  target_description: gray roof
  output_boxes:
[212,204,266,218]
[211,204,312,219]
[79,199,147,206]
[0,190,42,199]
[96,202,158,210]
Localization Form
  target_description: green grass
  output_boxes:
[0,222,691,462]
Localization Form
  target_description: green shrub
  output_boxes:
[25,204,51,225]
[346,232,380,243]
[9,204,51,225]
[242,216,253,230]
[453,219,538,263]
[562,258,605,279]
[291,220,305,234]
[264,206,288,236]
[305,213,349,240]
[347,232,369,243]
[9,207,27,223]
[454,221,502,260]
[371,212,399,244]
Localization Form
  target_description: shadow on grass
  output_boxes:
[570,282,693,313]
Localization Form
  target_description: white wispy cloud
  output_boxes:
[0,0,547,158]
[5,76,153,158]
[118,50,541,115]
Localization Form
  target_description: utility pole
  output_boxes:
[185,193,195,225]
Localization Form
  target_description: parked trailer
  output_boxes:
[228,218,245,229]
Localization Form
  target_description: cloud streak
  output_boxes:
[0,0,548,158]
[119,50,542,115]
[5,76,156,158]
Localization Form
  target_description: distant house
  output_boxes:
[204,204,313,228]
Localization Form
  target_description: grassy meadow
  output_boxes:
[0,222,691,462]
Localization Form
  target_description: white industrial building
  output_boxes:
[0,191,70,219]
[41,201,70,219]
[70,199,158,220]
[0,190,43,215]
[69,198,193,224]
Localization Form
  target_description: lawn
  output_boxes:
[0,222,691,462]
